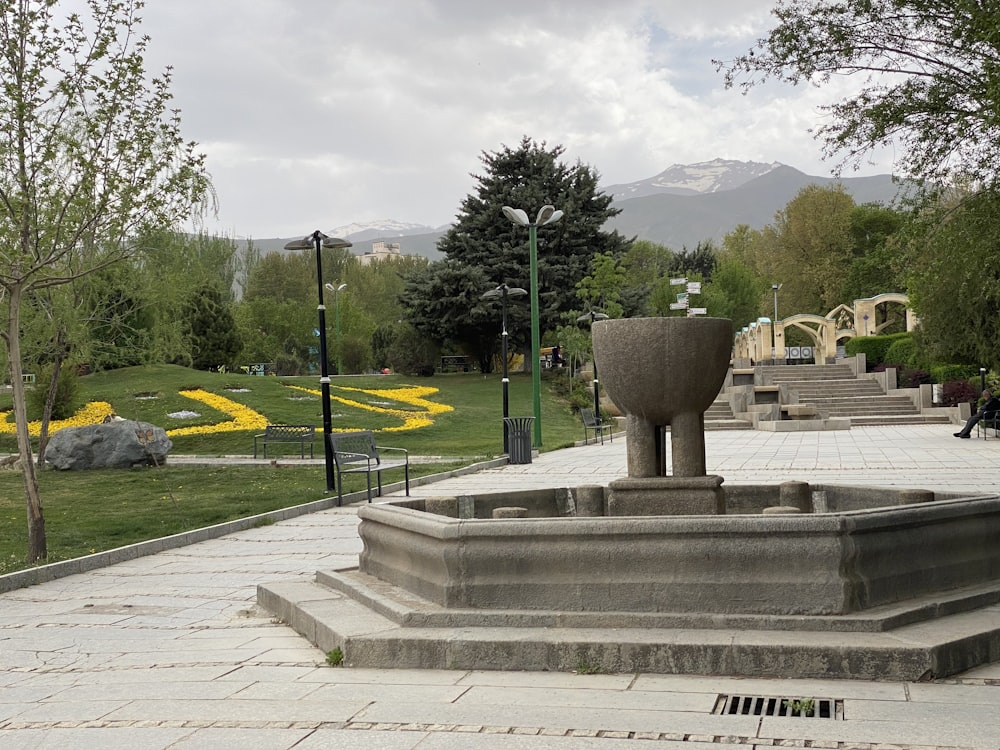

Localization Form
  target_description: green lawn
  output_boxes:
[0,365,587,574]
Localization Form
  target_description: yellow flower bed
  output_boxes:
[287,384,453,432]
[0,384,449,437]
[0,401,116,437]
[166,389,269,437]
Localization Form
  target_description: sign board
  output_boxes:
[676,293,688,303]
[669,277,687,286]
[789,347,801,359]
[688,307,707,315]
[686,282,702,294]
[669,302,687,310]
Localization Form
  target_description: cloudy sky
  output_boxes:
[136,0,894,239]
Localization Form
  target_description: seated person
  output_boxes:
[955,389,1000,438]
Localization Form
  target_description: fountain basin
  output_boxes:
[358,486,1000,617]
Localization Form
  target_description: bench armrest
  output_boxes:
[375,445,409,461]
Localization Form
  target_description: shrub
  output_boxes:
[930,365,979,384]
[940,379,978,407]
[899,368,931,388]
[27,363,79,421]
[845,333,909,370]
[883,335,918,369]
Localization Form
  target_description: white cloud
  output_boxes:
[135,0,894,238]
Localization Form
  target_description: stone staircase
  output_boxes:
[762,363,950,426]
[705,395,753,430]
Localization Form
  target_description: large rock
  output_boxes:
[45,420,172,470]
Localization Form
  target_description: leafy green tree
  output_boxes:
[621,240,675,316]
[907,189,1000,369]
[668,241,717,281]
[0,1,210,562]
[702,255,767,331]
[841,204,908,302]
[411,137,629,368]
[717,0,1000,187]
[576,251,625,319]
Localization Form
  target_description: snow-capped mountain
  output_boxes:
[328,219,439,242]
[602,158,784,200]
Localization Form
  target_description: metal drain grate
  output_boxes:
[713,694,843,720]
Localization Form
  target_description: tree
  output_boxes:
[185,283,242,370]
[620,239,675,316]
[0,1,210,562]
[702,255,768,331]
[576,251,625,319]
[717,0,1000,188]
[906,189,1000,368]
[412,137,630,368]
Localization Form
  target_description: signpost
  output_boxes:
[669,277,706,317]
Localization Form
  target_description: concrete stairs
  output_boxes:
[762,363,950,426]
[706,396,753,430]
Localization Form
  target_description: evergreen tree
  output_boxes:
[185,283,243,371]
[404,137,629,368]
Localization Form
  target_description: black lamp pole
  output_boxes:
[483,284,527,454]
[283,230,352,497]
[578,310,609,417]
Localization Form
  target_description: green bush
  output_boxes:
[27,363,79,421]
[883,335,918,368]
[845,333,910,370]
[930,365,980,384]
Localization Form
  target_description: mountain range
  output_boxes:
[251,158,910,259]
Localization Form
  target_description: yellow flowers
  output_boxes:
[0,384,452,436]
[166,390,269,437]
[286,384,453,432]
[0,401,115,437]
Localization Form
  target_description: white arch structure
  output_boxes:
[734,293,917,363]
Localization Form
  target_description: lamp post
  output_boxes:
[771,283,782,363]
[283,230,353,496]
[324,282,347,375]
[502,204,563,447]
[577,310,609,416]
[482,284,527,453]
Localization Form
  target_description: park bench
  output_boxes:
[329,430,409,503]
[253,424,316,459]
[580,407,613,445]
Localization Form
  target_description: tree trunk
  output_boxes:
[36,327,68,467]
[6,284,46,562]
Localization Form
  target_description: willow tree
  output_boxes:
[0,0,211,562]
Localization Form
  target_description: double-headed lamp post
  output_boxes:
[502,204,563,447]
[324,282,347,375]
[283,230,353,496]
[482,283,527,453]
[577,310,609,416]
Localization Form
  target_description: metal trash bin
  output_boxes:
[503,416,534,464]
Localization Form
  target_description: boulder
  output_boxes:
[45,420,172,470]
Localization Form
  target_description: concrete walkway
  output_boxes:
[2,424,1000,749]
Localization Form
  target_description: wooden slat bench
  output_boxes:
[580,407,613,445]
[329,430,409,503]
[253,424,316,459]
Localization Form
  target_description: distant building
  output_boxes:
[357,240,404,266]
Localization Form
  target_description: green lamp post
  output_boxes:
[501,205,563,447]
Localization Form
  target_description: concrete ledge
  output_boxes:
[258,571,1000,681]
[758,418,851,432]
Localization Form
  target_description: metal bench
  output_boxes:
[253,424,316,459]
[328,430,409,503]
[580,407,613,445]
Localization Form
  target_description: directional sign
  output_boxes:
[669,302,687,310]
[676,293,688,303]
[689,307,707,315]
[686,282,702,294]
[669,277,687,285]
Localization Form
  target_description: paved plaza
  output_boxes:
[2,424,1000,749]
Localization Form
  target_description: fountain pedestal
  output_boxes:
[593,316,733,515]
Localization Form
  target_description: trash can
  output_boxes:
[504,416,534,464]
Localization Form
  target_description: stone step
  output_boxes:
[704,418,753,430]
[850,414,952,425]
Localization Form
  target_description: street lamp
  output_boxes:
[577,310,609,417]
[482,284,527,453]
[502,204,563,447]
[771,283,782,363]
[283,230,353,496]
[324,282,347,375]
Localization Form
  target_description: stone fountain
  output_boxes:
[259,317,1000,680]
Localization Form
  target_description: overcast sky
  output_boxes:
[137,0,894,239]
